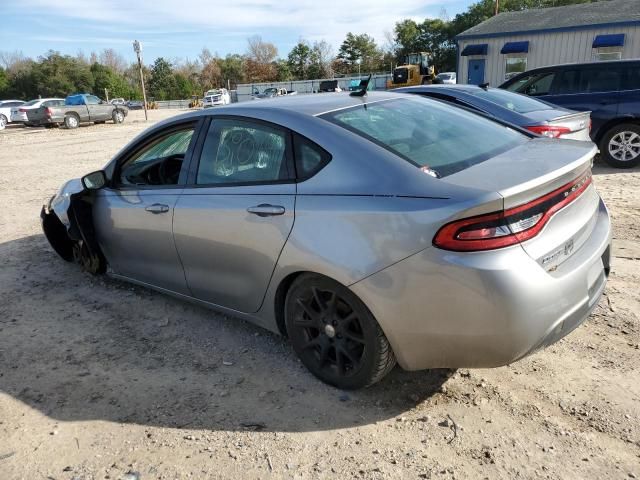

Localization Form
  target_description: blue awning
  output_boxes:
[461,44,488,56]
[501,41,529,54]
[592,34,625,48]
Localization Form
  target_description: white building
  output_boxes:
[456,0,640,86]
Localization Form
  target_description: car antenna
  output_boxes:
[350,74,372,97]
[479,82,490,90]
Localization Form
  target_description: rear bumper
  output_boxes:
[561,129,592,141]
[10,112,27,122]
[350,197,611,370]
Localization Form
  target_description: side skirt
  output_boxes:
[107,272,281,334]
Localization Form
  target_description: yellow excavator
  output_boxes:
[386,52,437,88]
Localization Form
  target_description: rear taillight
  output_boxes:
[526,125,572,138]
[44,107,53,117]
[433,170,593,252]
[19,108,27,112]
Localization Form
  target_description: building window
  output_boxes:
[593,46,622,61]
[505,56,527,81]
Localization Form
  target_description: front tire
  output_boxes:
[0,114,7,130]
[600,123,640,168]
[285,274,396,389]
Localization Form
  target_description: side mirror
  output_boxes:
[82,170,107,190]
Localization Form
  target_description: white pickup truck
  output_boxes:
[253,87,297,99]
[203,89,231,107]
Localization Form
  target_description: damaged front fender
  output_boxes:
[41,178,106,274]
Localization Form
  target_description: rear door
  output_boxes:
[93,121,201,294]
[545,66,621,136]
[173,116,295,313]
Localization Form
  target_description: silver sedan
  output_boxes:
[41,92,611,389]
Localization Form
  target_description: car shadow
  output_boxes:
[0,234,451,433]
[592,156,639,175]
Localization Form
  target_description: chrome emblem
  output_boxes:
[564,238,574,256]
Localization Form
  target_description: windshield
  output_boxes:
[264,88,277,94]
[321,97,526,177]
[206,89,221,96]
[471,88,550,113]
[23,100,39,106]
[438,73,453,79]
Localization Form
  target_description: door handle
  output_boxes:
[246,204,286,217]
[145,203,169,214]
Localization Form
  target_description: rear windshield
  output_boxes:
[470,88,550,113]
[321,97,526,177]
[23,99,39,106]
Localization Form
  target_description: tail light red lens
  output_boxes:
[433,170,593,252]
[19,108,27,112]
[526,125,572,138]
[44,107,53,117]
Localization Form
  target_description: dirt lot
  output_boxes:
[0,110,638,480]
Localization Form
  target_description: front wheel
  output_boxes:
[112,110,125,124]
[285,274,396,389]
[600,123,640,168]
[0,114,7,130]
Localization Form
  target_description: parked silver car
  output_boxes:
[41,92,611,389]
[10,98,64,124]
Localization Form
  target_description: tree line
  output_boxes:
[0,0,597,101]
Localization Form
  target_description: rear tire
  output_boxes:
[64,114,80,129]
[0,114,7,130]
[600,123,640,168]
[285,274,396,389]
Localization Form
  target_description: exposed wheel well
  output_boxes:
[274,271,307,337]
[594,117,640,144]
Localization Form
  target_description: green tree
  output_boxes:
[26,51,93,97]
[90,63,131,99]
[219,54,245,88]
[0,67,8,96]
[337,33,382,74]
[148,57,176,100]
[287,41,311,79]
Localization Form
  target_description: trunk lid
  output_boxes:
[444,138,598,271]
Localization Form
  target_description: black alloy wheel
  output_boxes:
[285,274,396,389]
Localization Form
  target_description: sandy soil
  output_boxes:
[0,110,638,480]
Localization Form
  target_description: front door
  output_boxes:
[173,117,296,313]
[468,59,485,85]
[93,123,199,294]
[85,95,109,121]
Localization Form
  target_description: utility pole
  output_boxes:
[495,0,500,15]
[104,88,109,102]
[133,40,148,121]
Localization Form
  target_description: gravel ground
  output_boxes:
[0,110,638,480]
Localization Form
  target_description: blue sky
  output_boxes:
[0,0,473,64]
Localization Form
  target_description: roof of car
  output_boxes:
[458,0,640,38]
[395,85,485,94]
[208,91,409,117]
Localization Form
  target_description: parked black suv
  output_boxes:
[500,60,640,168]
